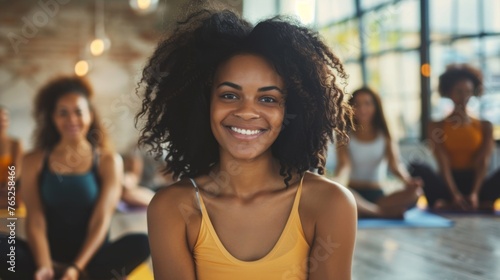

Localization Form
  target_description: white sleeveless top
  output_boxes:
[348,132,387,183]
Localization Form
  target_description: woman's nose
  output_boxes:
[233,100,260,120]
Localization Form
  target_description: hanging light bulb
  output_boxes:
[75,60,90,76]
[90,0,111,56]
[90,39,104,56]
[129,0,159,15]
[90,37,110,56]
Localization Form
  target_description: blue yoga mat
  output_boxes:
[358,207,454,229]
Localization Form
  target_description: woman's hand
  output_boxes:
[405,177,423,190]
[61,266,79,280]
[452,192,469,210]
[35,266,54,280]
[466,192,479,210]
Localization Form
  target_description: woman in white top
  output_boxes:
[335,88,423,218]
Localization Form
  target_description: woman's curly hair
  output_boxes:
[438,64,483,97]
[33,76,109,151]
[136,3,352,186]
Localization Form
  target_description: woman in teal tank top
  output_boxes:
[139,4,357,280]
[0,77,149,280]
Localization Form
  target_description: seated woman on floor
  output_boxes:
[0,76,150,280]
[335,87,423,218]
[411,64,500,212]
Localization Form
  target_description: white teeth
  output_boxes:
[230,127,262,135]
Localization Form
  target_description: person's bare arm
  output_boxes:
[428,123,458,191]
[471,121,494,194]
[69,152,123,273]
[386,138,420,187]
[428,122,467,208]
[21,151,53,275]
[308,177,357,280]
[123,153,144,188]
[148,184,197,280]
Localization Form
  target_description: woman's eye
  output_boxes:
[220,93,238,100]
[260,96,277,103]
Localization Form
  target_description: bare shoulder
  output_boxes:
[428,120,442,130]
[23,150,44,170]
[479,119,493,131]
[148,179,199,221]
[97,149,121,165]
[11,138,22,148]
[301,172,356,213]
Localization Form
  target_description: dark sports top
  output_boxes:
[39,150,104,262]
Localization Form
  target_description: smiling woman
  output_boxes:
[137,2,356,280]
[0,76,150,280]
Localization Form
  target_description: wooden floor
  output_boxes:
[2,211,499,280]
[354,215,500,280]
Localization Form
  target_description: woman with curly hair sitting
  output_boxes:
[139,3,356,280]
[411,64,500,212]
[0,76,150,280]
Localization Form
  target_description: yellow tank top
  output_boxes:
[442,118,483,170]
[190,177,310,280]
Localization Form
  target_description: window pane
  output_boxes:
[366,52,421,140]
[456,0,480,35]
[363,2,419,55]
[481,37,500,139]
[361,0,393,10]
[280,0,316,25]
[344,63,363,93]
[398,0,420,49]
[316,0,355,25]
[243,0,277,23]
[320,19,360,61]
[430,0,454,41]
[483,0,500,33]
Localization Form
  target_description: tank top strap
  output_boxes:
[189,178,203,212]
[38,150,51,184]
[291,174,305,211]
[91,148,100,183]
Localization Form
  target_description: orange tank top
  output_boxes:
[442,118,483,170]
[190,177,310,280]
[0,154,12,183]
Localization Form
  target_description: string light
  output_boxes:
[75,60,89,76]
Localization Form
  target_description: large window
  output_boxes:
[316,0,422,141]
[243,0,500,140]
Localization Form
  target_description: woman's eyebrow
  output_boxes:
[216,82,242,90]
[216,82,283,93]
[258,86,283,93]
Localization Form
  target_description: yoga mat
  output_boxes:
[428,209,500,216]
[358,207,454,229]
[116,201,148,213]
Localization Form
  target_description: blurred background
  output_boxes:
[1,0,499,152]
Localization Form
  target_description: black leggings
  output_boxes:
[409,162,500,207]
[0,233,149,280]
